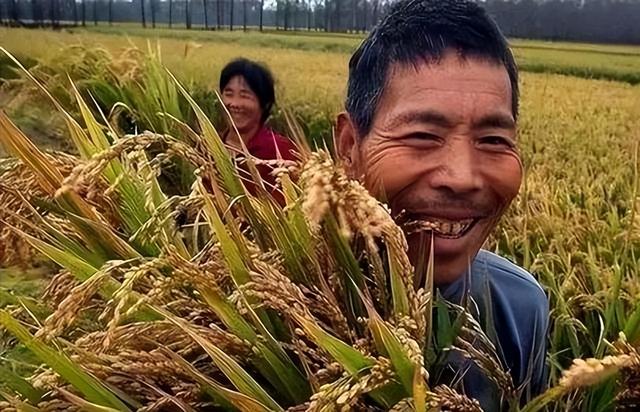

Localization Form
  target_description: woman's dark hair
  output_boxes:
[219,58,276,124]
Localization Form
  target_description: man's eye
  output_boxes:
[405,132,440,141]
[479,136,515,148]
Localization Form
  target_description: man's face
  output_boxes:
[338,51,522,284]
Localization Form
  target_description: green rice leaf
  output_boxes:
[253,340,311,404]
[169,70,245,199]
[198,183,251,285]
[0,391,42,412]
[160,346,272,412]
[19,230,99,281]
[198,285,310,404]
[58,388,123,412]
[293,314,373,375]
[0,110,64,195]
[357,287,416,394]
[0,364,45,404]
[0,48,96,159]
[157,308,284,412]
[624,301,640,344]
[63,212,141,260]
[412,364,427,412]
[0,311,131,411]
[388,248,411,318]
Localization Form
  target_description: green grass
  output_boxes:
[2,26,640,84]
[0,266,48,307]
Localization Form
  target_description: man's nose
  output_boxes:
[429,138,483,195]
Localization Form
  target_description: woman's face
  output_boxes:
[221,75,263,136]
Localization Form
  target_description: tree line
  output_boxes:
[1,0,639,44]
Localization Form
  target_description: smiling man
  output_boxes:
[336,0,549,408]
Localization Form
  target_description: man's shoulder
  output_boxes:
[473,249,546,300]
[470,249,548,324]
[466,250,549,403]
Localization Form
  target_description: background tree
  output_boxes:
[31,0,42,26]
[284,0,289,30]
[140,0,146,27]
[243,0,246,31]
[186,0,191,29]
[8,0,19,25]
[49,0,57,27]
[203,0,209,29]
[150,0,156,28]
[216,0,222,29]
[72,0,79,26]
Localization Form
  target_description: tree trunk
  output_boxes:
[9,0,19,25]
[216,0,221,29]
[362,0,366,32]
[169,0,172,28]
[259,0,263,31]
[307,0,311,31]
[93,0,97,25]
[203,0,208,29]
[31,0,39,26]
[141,0,146,27]
[242,0,246,31]
[284,0,288,30]
[372,0,378,26]
[108,0,113,25]
[324,0,328,31]
[73,0,78,26]
[50,0,57,27]
[81,0,86,26]
[185,0,191,29]
[351,0,356,33]
[150,0,156,28]
[229,0,233,31]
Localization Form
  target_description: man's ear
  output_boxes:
[335,112,359,169]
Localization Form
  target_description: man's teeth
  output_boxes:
[405,218,474,236]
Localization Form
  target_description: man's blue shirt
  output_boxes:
[437,249,549,409]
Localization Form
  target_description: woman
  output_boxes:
[219,59,297,198]
[183,60,294,224]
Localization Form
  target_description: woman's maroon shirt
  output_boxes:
[236,126,297,202]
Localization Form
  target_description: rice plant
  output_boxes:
[0,49,639,411]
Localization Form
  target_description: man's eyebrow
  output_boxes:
[473,113,516,130]
[385,110,455,130]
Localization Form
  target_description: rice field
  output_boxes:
[0,25,639,411]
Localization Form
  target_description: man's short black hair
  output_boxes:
[219,58,275,123]
[347,0,519,137]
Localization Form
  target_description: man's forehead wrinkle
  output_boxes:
[382,109,455,132]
